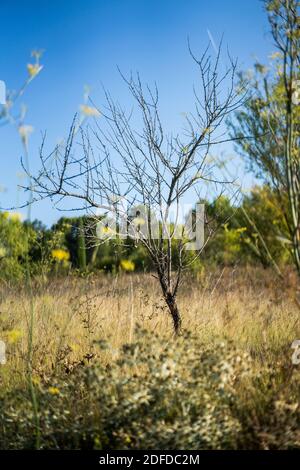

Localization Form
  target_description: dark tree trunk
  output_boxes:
[157,268,182,334]
[165,292,182,335]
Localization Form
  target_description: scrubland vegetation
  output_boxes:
[0,267,299,449]
[1,0,300,450]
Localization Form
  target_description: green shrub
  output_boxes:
[1,327,299,449]
[0,212,33,282]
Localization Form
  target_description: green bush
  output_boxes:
[0,212,33,282]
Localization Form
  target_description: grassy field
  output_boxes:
[0,267,300,449]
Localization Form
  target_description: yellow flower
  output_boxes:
[51,249,70,262]
[27,63,43,78]
[269,51,283,60]
[80,104,100,117]
[7,329,23,344]
[48,386,60,395]
[120,259,135,272]
[223,223,229,233]
[96,223,115,239]
[236,227,247,234]
[8,212,23,222]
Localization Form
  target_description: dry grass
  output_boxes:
[1,266,300,449]
[1,266,299,392]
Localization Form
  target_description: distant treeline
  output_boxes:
[0,185,291,282]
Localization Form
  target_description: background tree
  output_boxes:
[228,0,300,275]
[0,212,35,282]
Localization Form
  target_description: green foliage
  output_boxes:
[203,196,241,265]
[228,63,299,188]
[227,0,300,274]
[0,193,284,280]
[202,189,290,267]
[241,186,291,265]
[0,184,294,284]
[0,212,33,281]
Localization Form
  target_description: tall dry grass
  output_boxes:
[0,266,299,392]
[1,266,300,449]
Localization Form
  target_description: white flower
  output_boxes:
[19,125,34,144]
[161,359,176,378]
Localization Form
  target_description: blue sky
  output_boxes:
[0,0,273,226]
